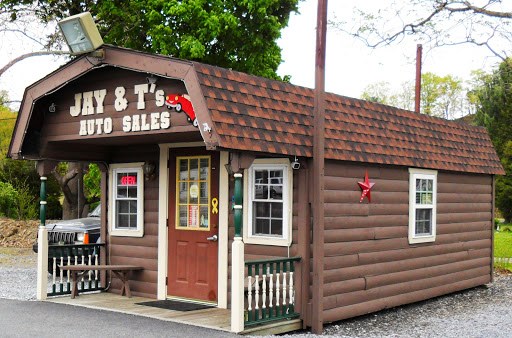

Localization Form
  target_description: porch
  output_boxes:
[46,292,302,335]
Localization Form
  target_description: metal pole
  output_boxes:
[312,0,328,334]
[415,44,422,113]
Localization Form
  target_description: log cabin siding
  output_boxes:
[321,160,493,323]
[108,145,160,299]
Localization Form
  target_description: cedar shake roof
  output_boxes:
[194,63,504,175]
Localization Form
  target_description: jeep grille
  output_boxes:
[48,231,76,245]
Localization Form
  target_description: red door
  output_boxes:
[168,150,219,302]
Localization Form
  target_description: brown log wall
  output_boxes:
[108,145,160,299]
[321,160,493,323]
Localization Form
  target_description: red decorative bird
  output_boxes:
[358,171,375,203]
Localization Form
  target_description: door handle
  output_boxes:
[206,235,218,242]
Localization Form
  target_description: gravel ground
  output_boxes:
[1,249,512,337]
[283,273,512,337]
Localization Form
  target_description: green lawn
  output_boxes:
[494,231,512,270]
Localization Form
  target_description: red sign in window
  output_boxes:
[121,176,136,185]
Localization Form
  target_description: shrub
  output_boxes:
[14,182,38,220]
[0,181,17,218]
[495,218,502,230]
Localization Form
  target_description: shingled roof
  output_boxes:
[194,63,504,175]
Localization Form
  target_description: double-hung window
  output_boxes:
[244,159,292,246]
[110,163,144,237]
[408,168,437,244]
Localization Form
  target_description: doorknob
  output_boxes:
[206,235,218,242]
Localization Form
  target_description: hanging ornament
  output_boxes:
[358,170,375,203]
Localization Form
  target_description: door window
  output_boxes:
[176,156,210,230]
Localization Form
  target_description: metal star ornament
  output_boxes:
[358,171,375,203]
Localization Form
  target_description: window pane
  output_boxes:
[271,219,283,235]
[179,182,188,203]
[189,183,199,204]
[127,186,137,198]
[199,206,209,228]
[254,202,270,217]
[129,215,137,228]
[270,185,283,199]
[270,170,283,179]
[189,159,199,181]
[416,178,421,191]
[179,205,187,227]
[117,200,129,213]
[200,158,209,180]
[415,209,432,235]
[117,186,127,198]
[254,218,270,235]
[255,185,268,199]
[427,179,433,191]
[271,202,283,218]
[200,182,208,204]
[129,200,137,214]
[255,170,268,184]
[179,159,188,181]
[117,214,129,228]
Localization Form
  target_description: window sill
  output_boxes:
[243,235,290,247]
[409,234,435,244]
[110,228,144,238]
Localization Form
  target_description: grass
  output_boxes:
[494,230,512,271]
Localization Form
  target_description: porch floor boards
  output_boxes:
[46,293,231,331]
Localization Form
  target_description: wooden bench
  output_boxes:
[61,265,143,299]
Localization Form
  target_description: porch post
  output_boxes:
[36,176,48,300]
[231,172,244,333]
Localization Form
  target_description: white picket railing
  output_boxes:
[245,257,300,326]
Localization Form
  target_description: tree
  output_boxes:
[330,0,512,60]
[1,0,300,218]
[361,80,415,110]
[0,104,62,219]
[0,0,300,80]
[361,72,467,118]
[474,59,512,222]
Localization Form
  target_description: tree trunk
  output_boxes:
[53,162,89,220]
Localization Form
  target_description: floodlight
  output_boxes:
[58,12,103,55]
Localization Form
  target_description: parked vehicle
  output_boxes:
[165,94,198,127]
[32,205,101,274]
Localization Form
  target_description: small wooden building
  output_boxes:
[9,45,504,333]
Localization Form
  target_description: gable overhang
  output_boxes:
[8,45,221,160]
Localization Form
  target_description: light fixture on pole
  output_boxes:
[58,12,103,55]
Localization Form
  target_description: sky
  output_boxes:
[0,0,504,111]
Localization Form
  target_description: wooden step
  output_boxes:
[241,318,302,335]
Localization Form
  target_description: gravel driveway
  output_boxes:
[1,249,511,337]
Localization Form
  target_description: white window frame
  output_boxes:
[408,168,437,244]
[243,158,293,247]
[109,162,144,237]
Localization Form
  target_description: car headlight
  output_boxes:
[76,233,84,242]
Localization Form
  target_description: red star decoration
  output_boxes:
[358,171,375,203]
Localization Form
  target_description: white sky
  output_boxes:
[0,0,504,111]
